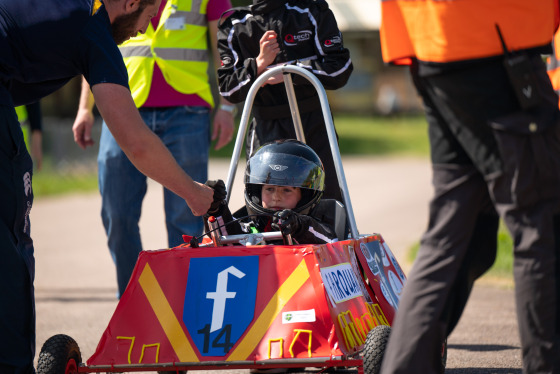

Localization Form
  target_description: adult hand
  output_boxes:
[212,108,235,150]
[72,107,95,149]
[187,182,215,216]
[204,179,227,214]
[30,130,43,171]
[256,30,280,76]
[272,209,302,236]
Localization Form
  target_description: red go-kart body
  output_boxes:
[81,234,405,372]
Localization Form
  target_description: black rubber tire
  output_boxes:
[363,325,391,374]
[37,334,81,374]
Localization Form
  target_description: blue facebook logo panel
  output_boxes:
[183,256,259,356]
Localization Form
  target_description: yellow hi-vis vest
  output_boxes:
[15,106,28,122]
[119,0,213,108]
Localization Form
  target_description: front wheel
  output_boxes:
[37,334,81,374]
[363,325,391,374]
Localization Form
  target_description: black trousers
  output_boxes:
[381,56,560,374]
[0,105,35,374]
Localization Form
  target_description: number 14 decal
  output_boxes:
[197,324,235,354]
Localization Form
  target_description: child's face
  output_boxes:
[261,184,302,210]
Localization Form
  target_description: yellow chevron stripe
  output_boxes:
[226,259,311,361]
[139,263,199,362]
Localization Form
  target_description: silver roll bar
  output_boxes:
[224,65,359,239]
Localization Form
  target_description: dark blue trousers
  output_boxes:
[0,105,35,374]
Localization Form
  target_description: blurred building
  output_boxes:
[327,0,422,114]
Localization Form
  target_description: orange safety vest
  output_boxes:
[380,0,559,65]
[548,30,560,102]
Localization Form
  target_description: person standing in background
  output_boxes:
[73,0,235,298]
[379,1,560,373]
[16,101,43,170]
[217,0,353,202]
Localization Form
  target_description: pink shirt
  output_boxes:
[143,0,232,108]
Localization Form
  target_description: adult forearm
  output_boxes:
[78,76,95,112]
[123,124,200,202]
[91,83,213,215]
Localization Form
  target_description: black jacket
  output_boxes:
[217,0,353,107]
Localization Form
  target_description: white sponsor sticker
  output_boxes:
[320,263,363,305]
[282,309,316,324]
[379,278,396,308]
[388,270,404,298]
[384,242,407,283]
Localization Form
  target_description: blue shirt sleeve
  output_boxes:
[80,7,129,90]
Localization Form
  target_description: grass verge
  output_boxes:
[34,114,430,197]
[408,222,514,286]
[32,161,98,197]
[32,113,514,283]
[208,114,430,158]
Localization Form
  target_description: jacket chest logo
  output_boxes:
[284,30,312,46]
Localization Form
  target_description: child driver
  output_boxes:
[205,139,337,244]
[261,184,300,211]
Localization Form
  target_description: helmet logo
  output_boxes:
[269,164,288,172]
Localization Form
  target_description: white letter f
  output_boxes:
[206,266,246,332]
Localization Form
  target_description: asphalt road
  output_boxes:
[31,156,521,373]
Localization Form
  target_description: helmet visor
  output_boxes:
[245,152,325,191]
